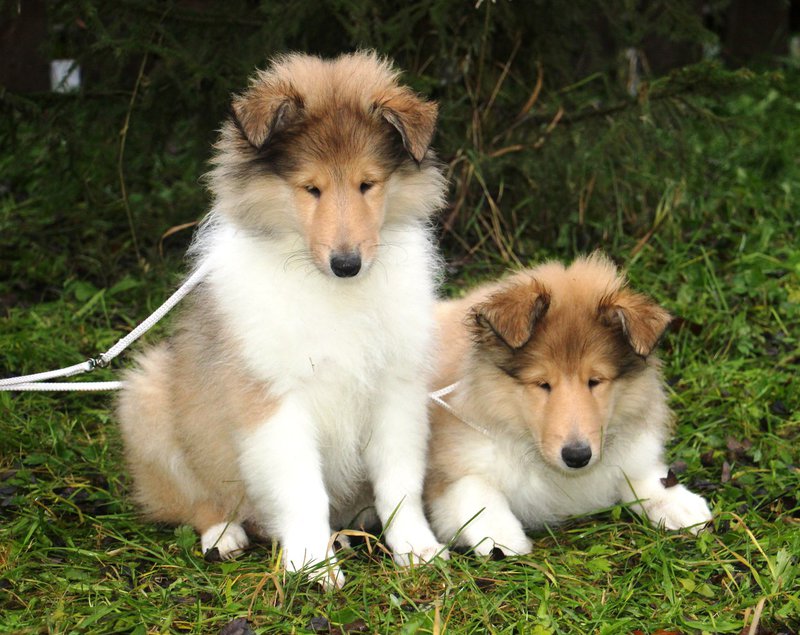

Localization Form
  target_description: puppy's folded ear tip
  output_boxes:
[379,89,438,163]
[231,86,302,150]
[470,277,550,351]
[600,290,672,357]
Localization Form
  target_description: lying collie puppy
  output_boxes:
[117,51,448,587]
[425,254,712,555]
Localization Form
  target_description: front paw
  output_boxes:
[471,533,532,557]
[393,542,450,567]
[454,513,532,557]
[302,558,345,591]
[388,525,450,566]
[643,485,712,534]
[283,537,344,590]
[384,512,450,567]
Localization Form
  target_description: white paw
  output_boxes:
[283,538,344,590]
[456,513,532,557]
[300,558,345,591]
[201,522,249,560]
[393,542,450,567]
[472,533,532,557]
[643,485,712,534]
[387,524,450,566]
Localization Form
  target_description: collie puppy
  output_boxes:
[425,254,712,555]
[117,51,448,587]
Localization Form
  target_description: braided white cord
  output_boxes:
[428,381,459,405]
[3,381,124,392]
[429,381,492,438]
[0,260,210,392]
[0,361,93,387]
[93,259,210,367]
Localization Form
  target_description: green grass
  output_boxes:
[2,60,800,635]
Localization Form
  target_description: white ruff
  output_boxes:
[201,220,437,397]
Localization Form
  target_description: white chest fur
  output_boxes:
[198,221,437,502]
[202,222,436,391]
[467,425,666,529]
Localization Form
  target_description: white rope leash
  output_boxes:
[429,381,492,437]
[0,380,124,392]
[1,259,477,429]
[0,260,211,392]
[428,382,460,411]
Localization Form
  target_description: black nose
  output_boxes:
[561,442,592,469]
[330,251,361,278]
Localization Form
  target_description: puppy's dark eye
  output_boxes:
[588,378,601,389]
[305,185,321,198]
[360,182,374,194]
[537,382,551,392]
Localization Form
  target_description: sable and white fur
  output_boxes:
[117,51,448,587]
[425,254,712,555]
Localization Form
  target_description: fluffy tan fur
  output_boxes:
[117,294,276,534]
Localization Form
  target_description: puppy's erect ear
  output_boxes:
[599,288,672,357]
[231,78,303,150]
[377,87,438,163]
[471,277,551,351]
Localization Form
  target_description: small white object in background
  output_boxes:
[624,47,641,97]
[791,35,800,62]
[50,59,81,93]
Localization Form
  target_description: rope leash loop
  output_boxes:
[0,260,211,392]
[0,360,93,388]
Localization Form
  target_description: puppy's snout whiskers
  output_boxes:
[282,252,317,276]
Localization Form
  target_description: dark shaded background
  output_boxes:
[0,0,796,300]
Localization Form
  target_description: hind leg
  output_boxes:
[127,446,250,559]
[118,345,249,559]
[137,469,250,559]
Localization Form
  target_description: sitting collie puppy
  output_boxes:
[425,254,712,555]
[117,51,448,588]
